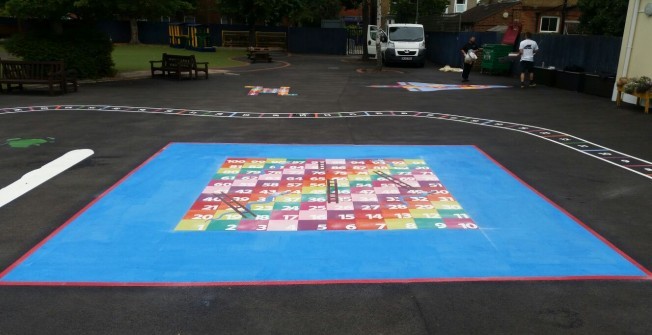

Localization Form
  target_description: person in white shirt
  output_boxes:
[518,32,539,88]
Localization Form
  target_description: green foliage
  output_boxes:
[290,0,345,27]
[217,0,297,26]
[5,25,115,79]
[216,0,359,27]
[3,0,75,19]
[391,0,448,23]
[578,0,628,36]
[74,0,194,20]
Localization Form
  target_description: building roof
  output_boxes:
[461,0,521,23]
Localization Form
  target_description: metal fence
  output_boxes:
[346,27,365,55]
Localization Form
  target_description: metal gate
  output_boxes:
[346,27,364,55]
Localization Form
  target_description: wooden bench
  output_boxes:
[616,87,650,114]
[247,47,275,63]
[255,32,287,50]
[150,53,208,80]
[0,59,77,95]
[222,31,249,47]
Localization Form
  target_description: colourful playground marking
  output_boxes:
[0,144,648,286]
[245,86,297,96]
[176,157,475,232]
[367,82,510,92]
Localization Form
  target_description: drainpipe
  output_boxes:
[615,0,641,102]
[622,0,640,78]
[560,0,568,34]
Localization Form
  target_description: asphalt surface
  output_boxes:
[0,54,651,334]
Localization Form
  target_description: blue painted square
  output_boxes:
[0,144,647,284]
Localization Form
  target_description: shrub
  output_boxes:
[5,24,115,79]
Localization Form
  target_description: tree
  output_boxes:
[578,0,628,36]
[3,0,75,20]
[216,0,364,28]
[75,0,194,44]
[390,0,448,23]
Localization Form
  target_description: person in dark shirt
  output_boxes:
[460,36,481,82]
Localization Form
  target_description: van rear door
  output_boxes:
[367,25,378,58]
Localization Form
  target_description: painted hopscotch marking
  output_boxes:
[245,86,297,96]
[1,105,651,180]
[0,149,94,208]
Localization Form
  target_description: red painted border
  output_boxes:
[1,143,650,287]
[0,143,173,281]
[1,274,650,287]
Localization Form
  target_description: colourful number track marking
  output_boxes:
[176,158,476,232]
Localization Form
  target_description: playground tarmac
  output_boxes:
[0,54,651,334]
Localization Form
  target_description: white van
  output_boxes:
[367,23,426,67]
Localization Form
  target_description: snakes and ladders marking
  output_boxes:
[176,157,475,232]
[1,105,650,180]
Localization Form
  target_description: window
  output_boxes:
[455,0,467,13]
[540,16,559,33]
[564,20,580,35]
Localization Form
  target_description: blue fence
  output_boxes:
[3,18,622,72]
[533,34,621,75]
[94,22,346,55]
[425,31,622,75]
[288,28,347,55]
[426,31,503,68]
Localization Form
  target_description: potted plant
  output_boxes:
[583,72,616,98]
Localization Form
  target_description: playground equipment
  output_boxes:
[169,23,215,52]
[187,24,216,52]
[168,22,188,49]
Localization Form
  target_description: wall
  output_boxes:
[426,30,622,75]
[615,0,652,102]
[472,4,522,31]
[522,0,578,6]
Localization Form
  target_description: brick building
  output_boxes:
[461,0,581,34]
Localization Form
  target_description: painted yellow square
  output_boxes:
[302,186,326,194]
[385,218,416,230]
[250,203,274,211]
[266,158,287,163]
[409,209,441,219]
[348,175,371,181]
[213,210,242,221]
[404,159,426,165]
[431,201,463,210]
[217,168,241,175]
[275,194,302,203]
[243,163,265,169]
[175,220,209,231]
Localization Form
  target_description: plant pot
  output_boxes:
[583,74,615,98]
[555,70,585,92]
[534,67,556,87]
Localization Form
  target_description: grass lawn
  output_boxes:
[112,44,248,72]
[1,44,248,74]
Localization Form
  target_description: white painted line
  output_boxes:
[0,149,94,208]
